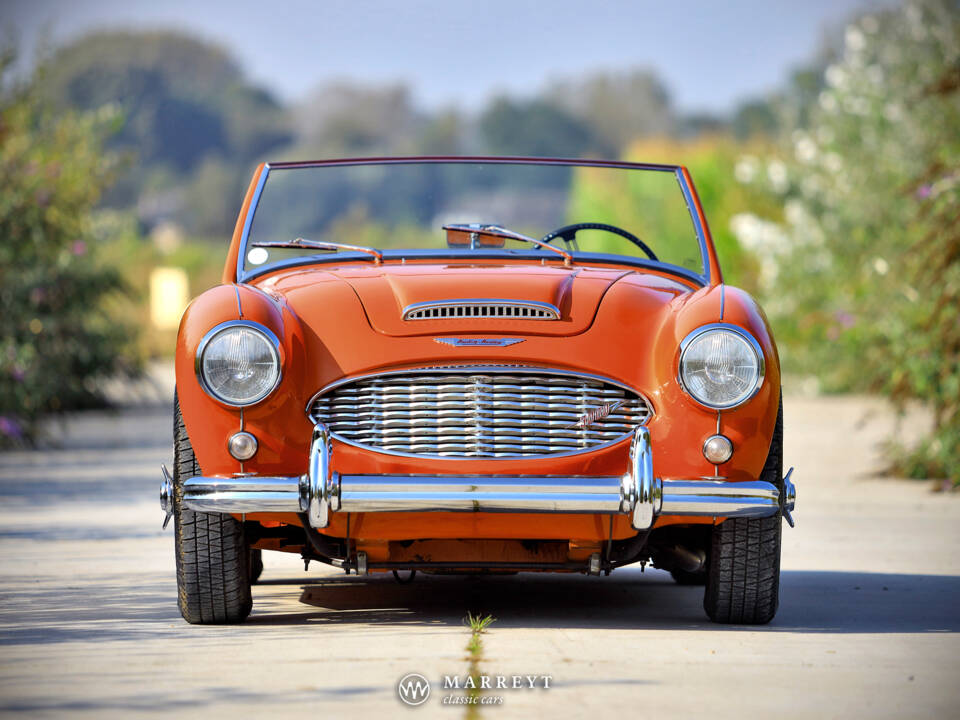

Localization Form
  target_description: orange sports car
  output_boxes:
[161,157,796,625]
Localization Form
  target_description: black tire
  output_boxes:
[670,568,707,586]
[703,396,783,624]
[174,393,253,624]
[249,549,264,584]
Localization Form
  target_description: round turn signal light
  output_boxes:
[228,431,258,461]
[702,434,733,464]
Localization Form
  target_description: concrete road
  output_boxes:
[1,396,958,719]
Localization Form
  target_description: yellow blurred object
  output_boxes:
[150,222,184,255]
[150,267,189,330]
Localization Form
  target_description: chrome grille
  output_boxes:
[308,368,651,458]
[403,300,559,321]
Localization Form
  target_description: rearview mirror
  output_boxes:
[443,224,506,249]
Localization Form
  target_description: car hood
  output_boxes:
[256,262,693,337]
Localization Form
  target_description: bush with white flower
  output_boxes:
[733,0,960,485]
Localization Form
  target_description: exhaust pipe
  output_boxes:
[651,544,707,573]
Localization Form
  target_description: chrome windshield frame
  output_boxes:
[234,157,713,286]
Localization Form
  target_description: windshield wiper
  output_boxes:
[250,237,383,265]
[442,224,573,267]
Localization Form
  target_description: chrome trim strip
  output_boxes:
[184,476,302,495]
[233,284,244,318]
[338,475,624,513]
[676,323,766,410]
[306,423,335,528]
[403,299,561,321]
[236,164,270,283]
[172,426,792,528]
[627,426,659,529]
[177,471,782,523]
[182,475,304,514]
[304,365,654,460]
[675,167,711,283]
[194,320,283,408]
[660,478,779,518]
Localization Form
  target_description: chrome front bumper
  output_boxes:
[162,424,796,531]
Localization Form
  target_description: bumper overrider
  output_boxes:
[160,425,797,531]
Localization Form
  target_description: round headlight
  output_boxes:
[198,322,281,406]
[678,325,764,409]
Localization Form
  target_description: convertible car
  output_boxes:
[161,157,796,625]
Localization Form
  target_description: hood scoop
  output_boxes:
[300,263,637,338]
[403,299,560,321]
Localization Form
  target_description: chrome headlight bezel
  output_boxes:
[677,323,765,410]
[195,320,282,407]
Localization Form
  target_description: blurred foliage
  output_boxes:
[39,31,291,235]
[622,137,781,290]
[547,71,675,151]
[732,0,960,484]
[92,214,226,359]
[287,83,422,157]
[0,50,142,445]
[566,136,780,287]
[479,97,602,157]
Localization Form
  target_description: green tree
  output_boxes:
[289,83,421,156]
[39,31,291,230]
[479,97,601,157]
[0,51,140,445]
[734,0,960,484]
[547,70,674,151]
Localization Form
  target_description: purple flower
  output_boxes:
[834,311,856,329]
[0,415,23,440]
[11,367,25,382]
[71,241,87,256]
[915,184,932,199]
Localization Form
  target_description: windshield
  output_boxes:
[240,159,707,281]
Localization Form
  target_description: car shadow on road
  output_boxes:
[246,569,960,634]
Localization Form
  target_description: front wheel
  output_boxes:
[703,397,783,624]
[173,393,253,624]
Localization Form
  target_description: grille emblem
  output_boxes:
[569,400,624,429]
[435,338,524,347]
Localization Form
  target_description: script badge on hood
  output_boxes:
[435,338,525,347]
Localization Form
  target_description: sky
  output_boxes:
[3,0,898,114]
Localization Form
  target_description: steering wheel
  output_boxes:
[541,222,658,261]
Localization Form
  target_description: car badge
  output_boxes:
[569,400,624,429]
[435,338,525,347]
